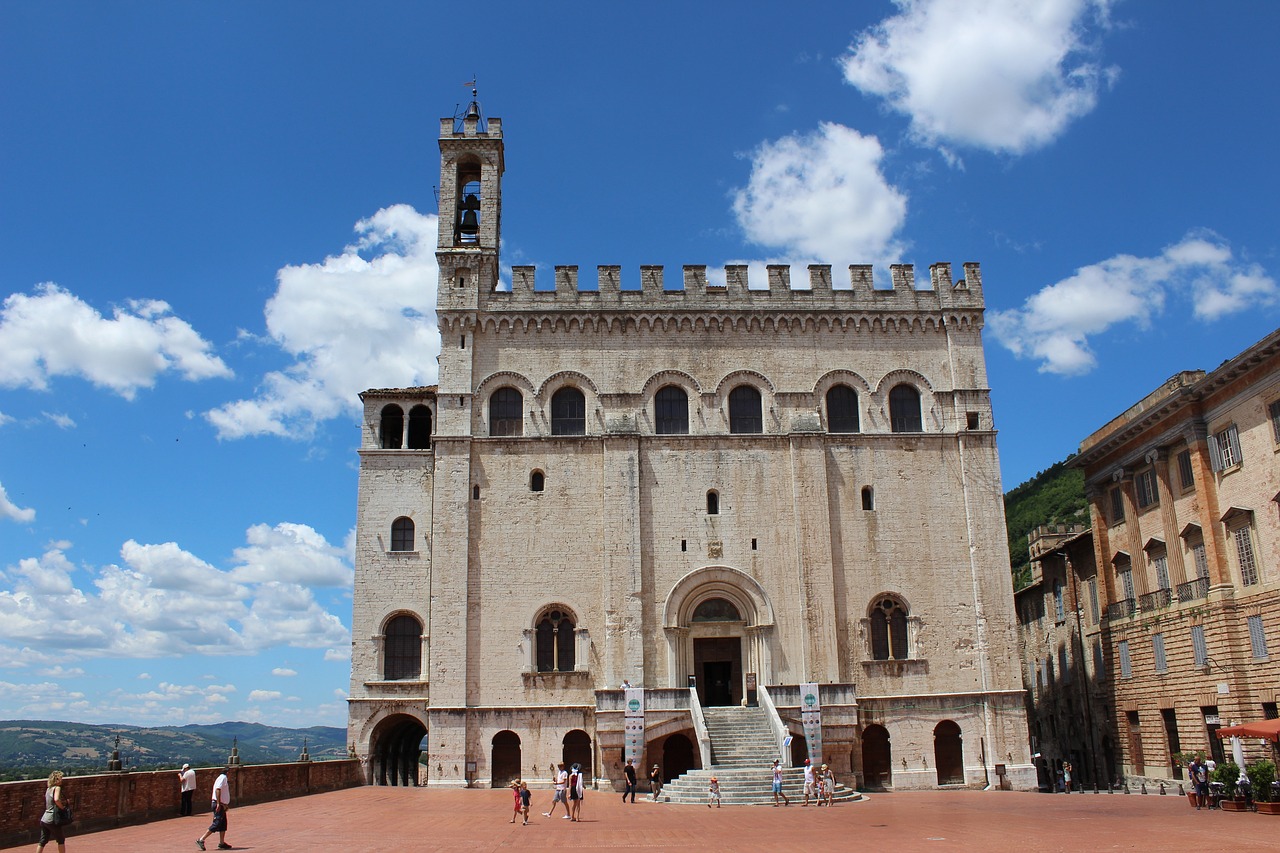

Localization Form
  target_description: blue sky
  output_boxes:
[1,1,1277,730]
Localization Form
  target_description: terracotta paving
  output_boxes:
[6,786,1278,852]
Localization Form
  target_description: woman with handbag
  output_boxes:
[36,769,69,853]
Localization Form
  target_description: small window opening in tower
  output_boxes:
[751,538,758,551]
[862,486,874,511]
[681,540,687,552]
[472,485,480,500]
[531,471,545,492]
[461,335,466,349]
[966,411,980,430]
[706,491,719,515]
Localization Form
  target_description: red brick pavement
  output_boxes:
[5,786,1277,852]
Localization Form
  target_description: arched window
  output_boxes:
[383,614,422,680]
[870,597,909,661]
[536,608,576,672]
[490,387,524,436]
[861,486,874,511]
[407,404,432,449]
[728,385,763,434]
[691,598,741,622]
[380,404,404,449]
[889,384,922,433]
[390,517,414,552]
[655,386,689,435]
[530,470,545,492]
[551,387,586,435]
[826,385,860,433]
[706,490,719,515]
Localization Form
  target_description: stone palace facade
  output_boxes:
[346,100,1034,792]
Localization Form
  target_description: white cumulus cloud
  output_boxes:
[0,482,35,524]
[989,231,1278,375]
[0,284,231,399]
[842,0,1115,157]
[248,689,282,703]
[206,204,441,439]
[272,667,297,677]
[229,522,353,587]
[732,122,908,264]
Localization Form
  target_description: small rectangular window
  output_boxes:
[1153,554,1170,591]
[1118,640,1132,678]
[681,539,687,552]
[1108,487,1125,525]
[1087,576,1100,625]
[1248,615,1268,659]
[1270,399,1280,444]
[1191,541,1209,580]
[966,411,980,430]
[751,538,757,551]
[1263,701,1279,720]
[1208,424,1241,471]
[1152,633,1167,673]
[1191,624,1208,668]
[1118,568,1135,601]
[1234,525,1259,586]
[1135,468,1158,509]
[1177,449,1194,490]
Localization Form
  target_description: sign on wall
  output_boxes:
[624,687,645,765]
[801,682,823,764]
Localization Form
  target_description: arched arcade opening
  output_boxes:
[370,714,426,786]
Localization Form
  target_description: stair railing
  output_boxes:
[757,685,790,763]
[687,685,714,769]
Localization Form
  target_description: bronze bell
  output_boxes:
[458,193,480,235]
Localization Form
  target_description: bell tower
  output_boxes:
[436,90,503,313]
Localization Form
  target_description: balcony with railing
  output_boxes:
[1138,588,1172,611]
[1176,576,1209,603]
[1106,598,1136,620]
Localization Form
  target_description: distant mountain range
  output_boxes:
[0,720,347,780]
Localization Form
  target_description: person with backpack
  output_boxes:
[568,764,584,821]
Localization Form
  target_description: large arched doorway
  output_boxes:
[661,732,696,782]
[491,730,521,788]
[370,714,426,786]
[862,724,891,789]
[933,720,964,785]
[663,566,776,695]
[563,730,592,783]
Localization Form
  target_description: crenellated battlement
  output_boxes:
[454,262,985,313]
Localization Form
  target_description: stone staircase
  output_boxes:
[659,706,861,805]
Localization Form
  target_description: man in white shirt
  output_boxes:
[543,762,570,819]
[802,758,816,806]
[178,763,197,816]
[196,766,232,850]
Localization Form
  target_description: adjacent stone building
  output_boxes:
[1068,327,1280,787]
[346,100,1034,792]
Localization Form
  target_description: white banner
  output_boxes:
[800,682,823,765]
[624,687,645,766]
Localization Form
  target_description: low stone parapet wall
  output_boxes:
[0,759,362,848]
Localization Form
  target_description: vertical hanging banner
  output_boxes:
[800,682,823,765]
[624,687,645,766]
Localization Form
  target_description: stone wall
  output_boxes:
[0,760,361,848]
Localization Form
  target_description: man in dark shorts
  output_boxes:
[623,759,637,803]
[196,766,231,850]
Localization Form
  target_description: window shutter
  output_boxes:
[1225,425,1241,465]
[1207,433,1223,472]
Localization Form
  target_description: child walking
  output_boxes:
[519,781,531,825]
[509,780,522,823]
[707,775,721,808]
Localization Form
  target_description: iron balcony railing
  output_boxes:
[1106,598,1136,620]
[1176,576,1209,603]
[1138,588,1172,611]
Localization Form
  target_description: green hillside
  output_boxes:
[0,720,346,781]
[1003,457,1088,590]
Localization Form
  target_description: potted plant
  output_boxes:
[1248,760,1279,815]
[1213,761,1249,811]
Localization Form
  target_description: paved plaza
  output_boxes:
[6,785,1277,852]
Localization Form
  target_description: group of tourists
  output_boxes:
[31,763,232,852]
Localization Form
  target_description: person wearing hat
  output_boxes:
[649,763,662,801]
[509,779,523,824]
[196,765,231,850]
[707,775,721,808]
[177,763,197,816]
[821,763,835,806]
[771,759,789,806]
[802,758,816,806]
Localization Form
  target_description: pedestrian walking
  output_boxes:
[802,758,816,806]
[36,770,69,853]
[622,759,637,803]
[568,764,584,821]
[195,766,231,851]
[509,780,522,823]
[649,763,662,800]
[543,762,570,819]
[771,759,789,806]
[822,764,835,806]
[519,781,531,825]
[707,776,721,808]
[1063,761,1073,794]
